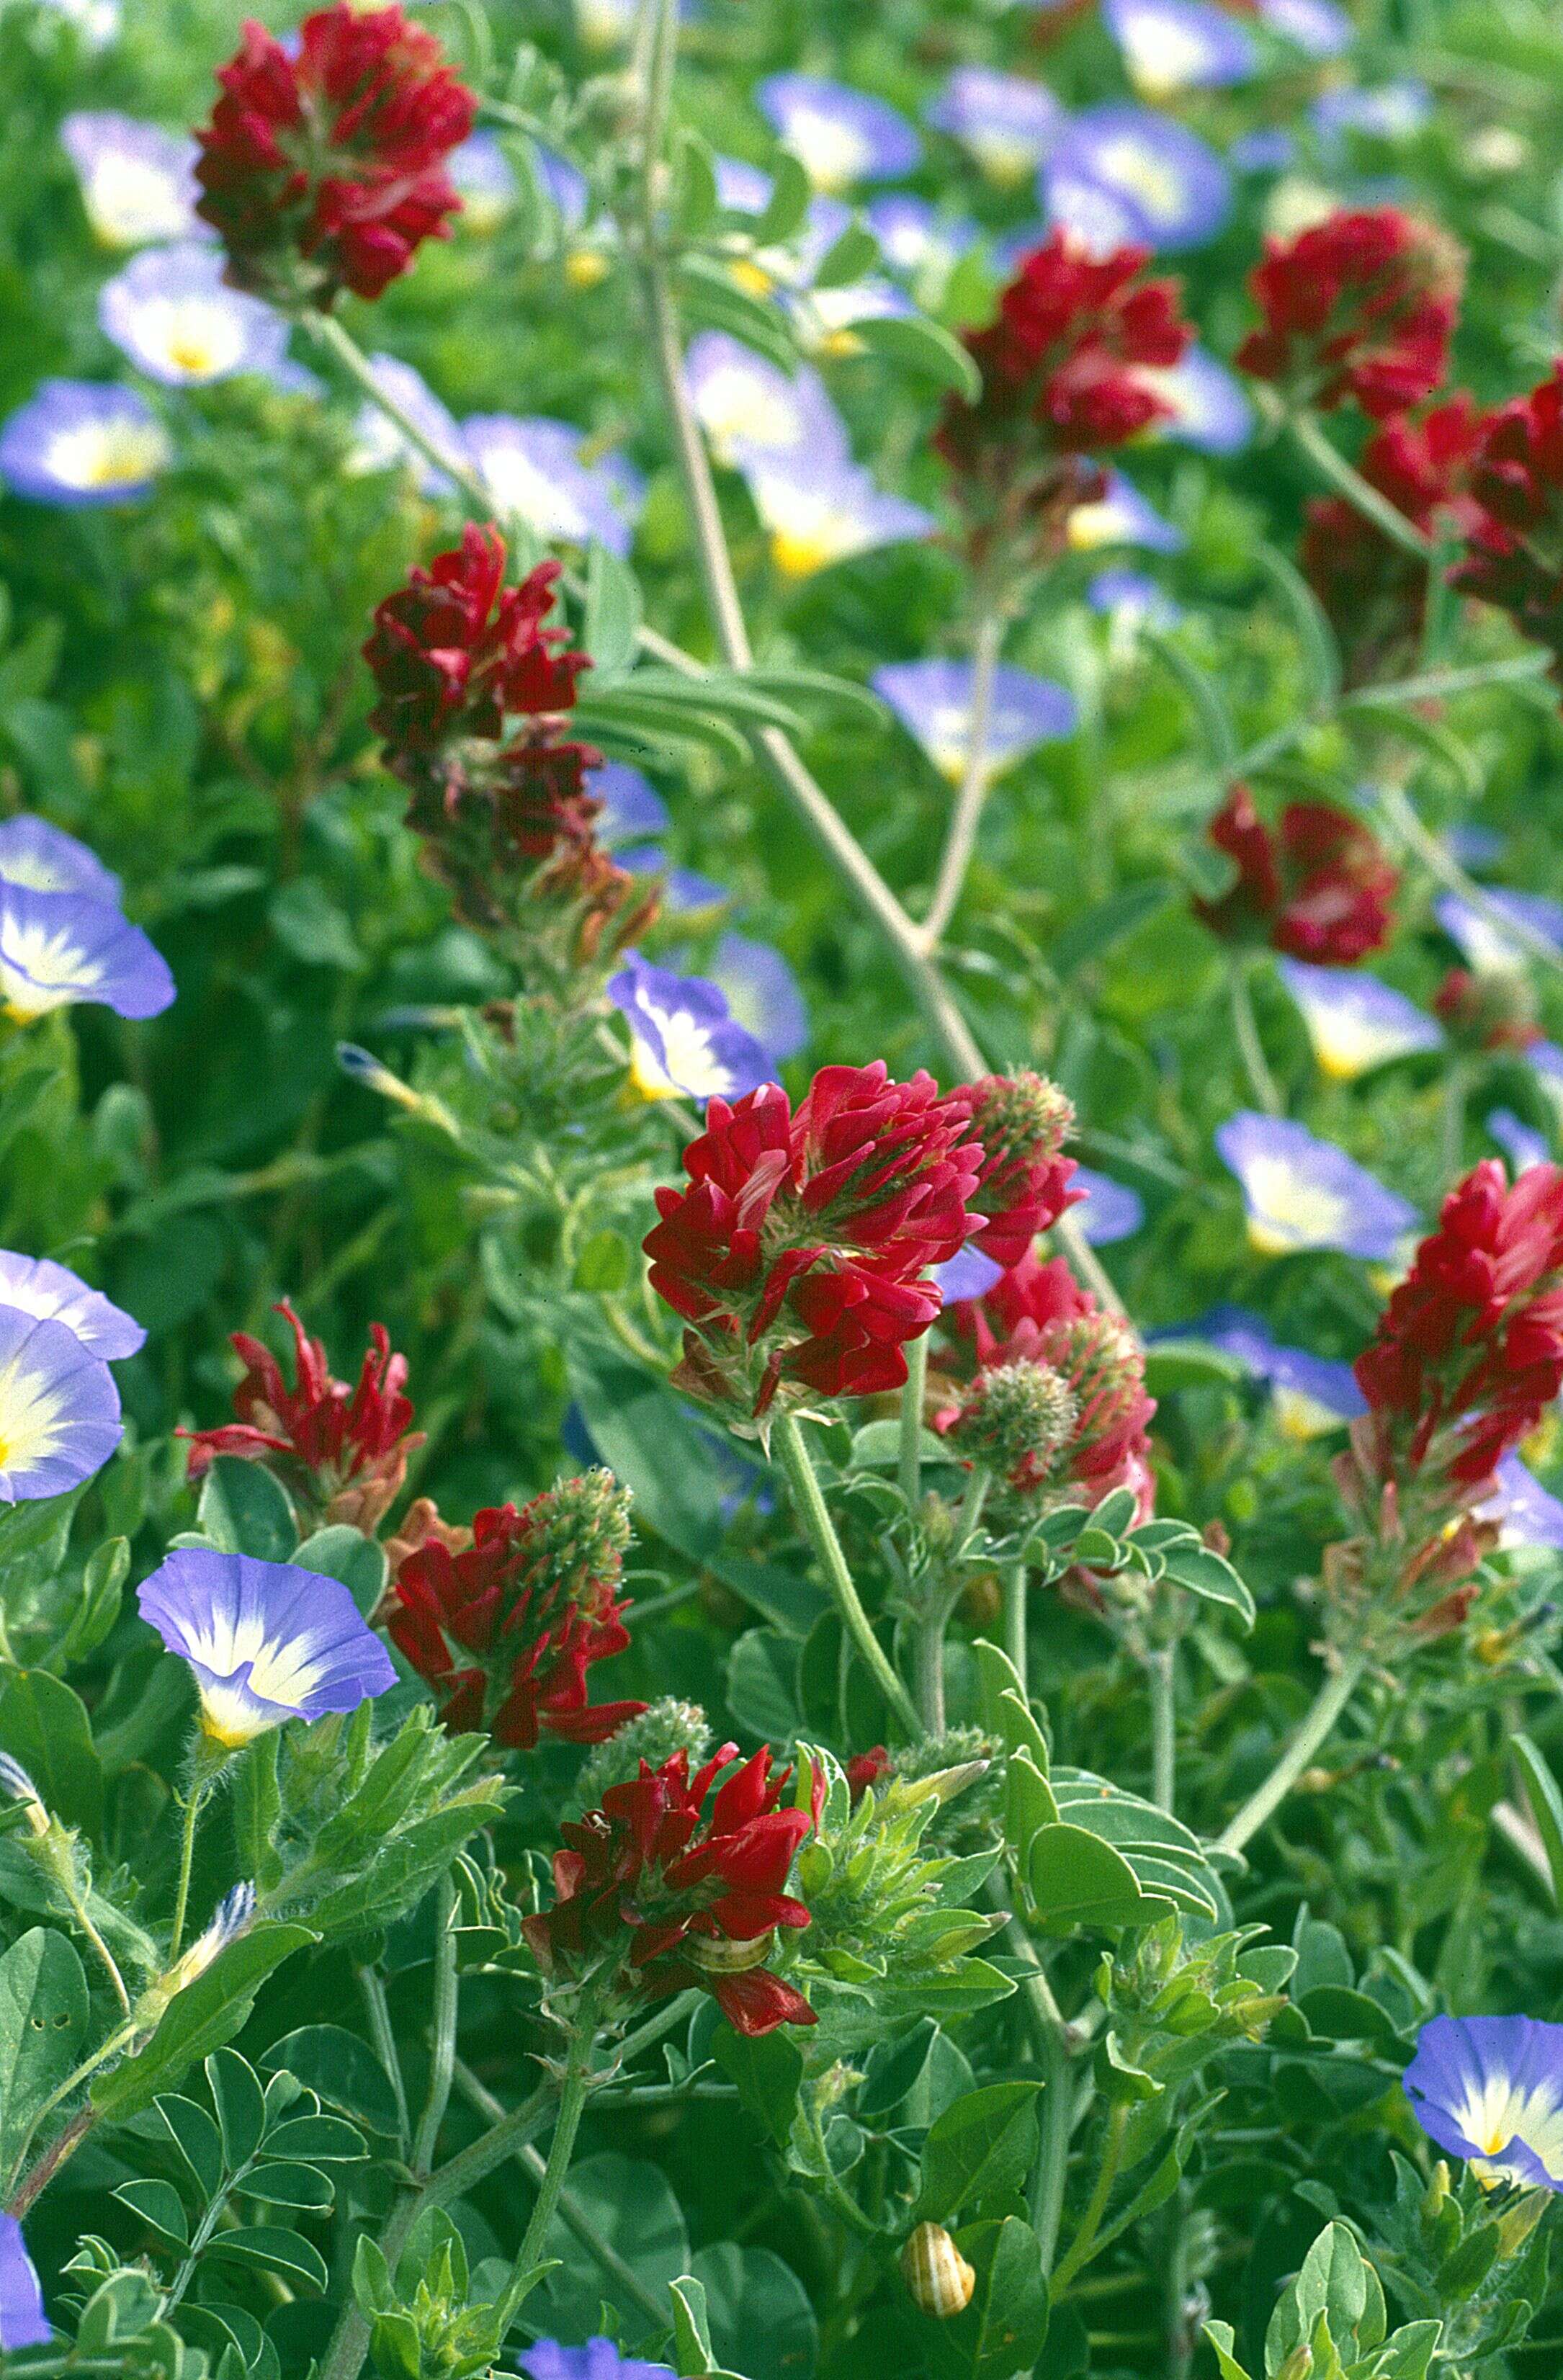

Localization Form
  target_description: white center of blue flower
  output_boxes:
[785,112,874,192]
[0,912,107,1016]
[1121,16,1217,95]
[1240,1159,1353,1253]
[83,156,190,246]
[44,417,169,494]
[1093,136,1186,224]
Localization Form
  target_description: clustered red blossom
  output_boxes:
[182,1299,421,1532]
[1433,966,1540,1054]
[944,1073,1081,1271]
[1192,787,1398,966]
[523,1745,817,2036]
[194,4,475,305]
[1237,207,1463,420]
[936,232,1193,572]
[1451,364,1563,681]
[1301,398,1486,686]
[387,1473,646,1750]
[363,526,649,951]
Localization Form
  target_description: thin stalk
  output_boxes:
[358,1966,411,2150]
[773,1413,921,1737]
[915,1606,947,1737]
[168,1778,210,1963]
[1003,1561,1029,1700]
[1288,411,1433,560]
[898,1331,929,1510]
[6,2017,138,2206]
[1227,957,1282,1115]
[1439,1057,1470,1182]
[1215,1650,1369,1856]
[514,2034,597,2278]
[1052,2101,1129,2296]
[411,1875,460,2175]
[1147,1645,1177,1812]
[61,1884,130,2018]
[918,612,1003,950]
[1030,2005,1071,2277]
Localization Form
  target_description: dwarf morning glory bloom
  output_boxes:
[0,1251,144,1361]
[164,1879,258,1992]
[617,849,730,917]
[1405,2014,1563,2191]
[1487,1109,1551,1175]
[1068,470,1185,553]
[757,74,921,192]
[794,279,915,358]
[1230,128,1296,174]
[1073,1167,1145,1244]
[873,658,1076,781]
[138,1549,398,1748]
[61,111,202,248]
[594,762,669,846]
[1313,81,1433,148]
[1043,107,1232,251]
[520,2338,675,2380]
[0,2216,49,2351]
[463,415,643,558]
[0,379,170,506]
[1215,1112,1418,1260]
[1436,890,1563,975]
[0,884,174,1022]
[707,931,809,1062]
[926,68,1065,185]
[99,241,289,386]
[0,816,121,905]
[684,333,849,470]
[349,354,462,496]
[866,197,978,288]
[1134,345,1253,455]
[449,131,516,233]
[1256,0,1354,53]
[534,146,589,234]
[1162,1304,1364,1436]
[1034,178,1147,260]
[1276,961,1444,1081]
[607,952,774,1104]
[1103,0,1257,98]
[1478,1456,1563,1552]
[932,1240,1006,1304]
[744,454,935,577]
[715,156,773,215]
[1087,568,1181,629]
[0,1307,122,1504]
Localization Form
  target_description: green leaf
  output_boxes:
[726,1629,805,1743]
[813,224,879,288]
[154,2090,224,2201]
[0,1926,91,2178]
[677,256,799,373]
[208,2045,269,2168]
[972,1642,1049,1771]
[60,1535,130,1665]
[1050,881,1175,978]
[1145,630,1239,769]
[1255,543,1340,716]
[913,2082,1044,2223]
[92,1925,316,2119]
[673,130,720,238]
[196,1458,298,1563]
[1026,1823,1150,1929]
[261,2025,403,2135]
[292,1526,388,1620]
[936,2216,1049,2380]
[572,1227,632,1294]
[207,2223,329,2293]
[242,2157,335,2209]
[113,2176,190,2247]
[583,543,644,681]
[269,878,364,972]
[1204,2320,1254,2380]
[848,310,981,400]
[691,2243,818,2380]
[1512,1733,1563,1906]
[1158,1540,1255,1628]
[671,2275,717,2376]
[1141,1341,1250,1395]
[753,150,811,243]
[712,2021,803,2147]
[261,2111,366,2161]
[0,1668,103,1835]
[232,1732,282,1891]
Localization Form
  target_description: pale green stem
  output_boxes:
[1003,1561,1029,1701]
[773,1413,922,1737]
[1376,779,1563,979]
[1216,1650,1369,1856]
[1440,1057,1470,1184]
[6,2018,138,2206]
[514,2031,598,2279]
[168,1779,210,1964]
[358,1966,411,2151]
[918,611,1004,951]
[899,1331,929,1510]
[1147,1646,1177,1812]
[915,1614,946,1737]
[1227,956,1282,1116]
[1052,2101,1129,2296]
[411,1874,460,2175]
[1289,411,1434,560]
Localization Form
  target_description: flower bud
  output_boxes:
[573,1698,715,1814]
[949,1358,1078,1490]
[900,2223,975,2318]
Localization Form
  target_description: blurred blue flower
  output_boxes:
[607,950,774,1104]
[1487,1109,1551,1175]
[684,332,849,470]
[926,68,1065,185]
[707,931,809,1062]
[520,2336,674,2379]
[1067,470,1184,553]
[866,197,979,289]
[1161,1302,1364,1436]
[0,883,174,1021]
[932,1241,1006,1303]
[1255,0,1355,54]
[0,379,170,505]
[1405,2015,1563,2191]
[0,815,121,905]
[61,109,202,247]
[1103,0,1257,98]
[1479,1455,1563,1551]
[1214,1111,1418,1260]
[1312,81,1433,149]
[0,2216,49,2350]
[463,415,644,557]
[1086,568,1181,628]
[1276,960,1444,1081]
[0,1308,122,1503]
[873,657,1076,780]
[617,849,730,917]
[138,1549,398,1748]
[1043,106,1232,251]
[0,1250,144,1360]
[534,146,590,232]
[99,241,290,385]
[1230,128,1296,174]
[449,131,517,232]
[1072,1166,1145,1243]
[757,74,921,191]
[743,452,935,576]
[1436,889,1563,974]
[594,762,670,846]
[348,354,462,496]
[1135,344,1253,454]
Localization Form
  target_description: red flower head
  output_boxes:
[364,528,588,758]
[1301,396,1487,687]
[941,1073,1081,1273]
[845,1745,892,1802]
[1452,365,1563,681]
[945,1245,1092,1369]
[936,232,1193,570]
[1192,787,1398,965]
[1237,208,1463,419]
[1433,965,1541,1054]
[194,4,475,305]
[523,1745,818,2036]
[1353,1158,1563,1492]
[182,1299,421,1532]
[388,1471,645,1750]
[643,1064,985,1418]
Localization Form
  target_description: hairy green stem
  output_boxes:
[899,1331,929,1510]
[411,1875,460,2175]
[1003,1562,1029,1701]
[1052,2101,1129,2296]
[774,1412,922,1737]
[514,2031,598,2279]
[918,612,1004,949]
[1147,1646,1177,1812]
[1288,411,1433,560]
[1227,957,1282,1116]
[358,1966,411,2151]
[168,1779,210,1964]
[1216,1650,1369,1856]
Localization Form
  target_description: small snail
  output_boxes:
[683,1926,776,1973]
[900,2222,976,2319]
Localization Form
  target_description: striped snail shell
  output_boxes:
[900,2222,976,2319]
[682,1926,777,1974]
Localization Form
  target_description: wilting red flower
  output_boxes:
[941,1073,1080,1273]
[1237,208,1463,419]
[644,1065,984,1415]
[388,1472,645,1749]
[1452,364,1563,679]
[1353,1158,1563,1490]
[846,1745,892,1802]
[1193,787,1398,965]
[182,1299,421,1531]
[1433,966,1540,1053]
[523,1745,817,2036]
[194,4,475,305]
[936,232,1192,571]
[1301,397,1486,686]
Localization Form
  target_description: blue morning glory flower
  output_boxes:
[0,378,170,506]
[0,1307,122,1503]
[138,1549,398,1749]
[1067,470,1185,554]
[1086,568,1181,630]
[0,2216,49,2350]
[1255,0,1355,54]
[617,851,730,917]
[519,2338,674,2380]
[1312,81,1433,150]
[926,67,1065,185]
[463,415,644,558]
[0,1251,144,1361]
[1276,961,1444,1082]
[707,931,809,1063]
[1043,106,1232,251]
[1230,128,1296,174]
[607,951,774,1104]
[1528,1042,1563,1121]
[684,333,850,470]
[757,74,921,192]
[348,354,463,496]
[1162,1303,1365,1437]
[932,1241,1006,1304]
[1135,344,1253,455]
[1103,0,1257,98]
[1436,890,1563,975]
[873,658,1077,781]
[164,1879,259,1992]
[534,146,590,233]
[0,815,122,905]
[715,156,774,215]
[98,241,290,386]
[61,110,202,248]
[1405,2014,1563,2191]
[1487,1109,1551,1176]
[1214,1112,1418,1261]
[594,763,670,846]
[865,197,979,290]
[449,131,517,233]
[1477,1456,1563,1552]
[0,883,174,1021]
[1072,1166,1145,1244]
[743,453,935,577]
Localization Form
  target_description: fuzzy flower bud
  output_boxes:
[572,1697,715,1813]
[949,1359,1079,1493]
[944,1072,1080,1271]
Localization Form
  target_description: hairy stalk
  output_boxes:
[6,2017,138,2209]
[917,610,1003,950]
[168,1779,209,1963]
[774,1412,922,1737]
[514,2022,599,2278]
[1216,1650,1369,1855]
[358,1966,411,2150]
[1227,956,1282,1115]
[898,1330,929,1510]
[411,1874,460,2175]
[915,1603,948,1737]
[1287,410,1434,559]
[1147,1645,1177,1812]
[1375,777,1563,978]
[1052,2100,1129,2295]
